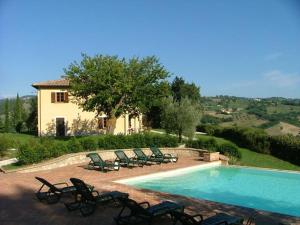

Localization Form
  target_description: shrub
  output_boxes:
[17,140,45,164]
[16,133,178,165]
[197,124,224,136]
[67,138,82,153]
[97,133,178,150]
[212,126,270,154]
[186,137,218,151]
[217,142,241,159]
[47,142,68,158]
[269,135,300,166]
[197,124,300,165]
[0,135,14,157]
[80,137,98,151]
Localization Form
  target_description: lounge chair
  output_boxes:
[65,178,129,216]
[115,197,184,225]
[35,176,77,204]
[133,148,163,164]
[86,152,120,172]
[115,150,144,167]
[172,211,244,225]
[150,146,178,163]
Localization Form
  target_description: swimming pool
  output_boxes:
[119,165,300,217]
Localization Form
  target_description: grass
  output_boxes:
[2,163,24,171]
[195,134,300,171]
[236,147,300,171]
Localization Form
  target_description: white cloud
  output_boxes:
[264,52,282,61]
[263,70,300,88]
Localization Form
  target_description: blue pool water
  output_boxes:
[124,166,300,217]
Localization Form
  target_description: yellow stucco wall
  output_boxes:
[37,88,142,136]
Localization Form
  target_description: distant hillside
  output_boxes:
[266,122,300,136]
[201,96,300,136]
[0,95,35,115]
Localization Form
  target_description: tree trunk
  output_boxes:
[106,116,117,134]
[178,129,182,143]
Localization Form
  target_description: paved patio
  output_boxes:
[0,157,299,225]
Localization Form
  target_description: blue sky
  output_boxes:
[1,0,300,98]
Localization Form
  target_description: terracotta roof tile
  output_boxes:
[32,79,70,88]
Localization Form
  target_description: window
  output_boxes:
[56,92,65,102]
[51,92,69,103]
[98,117,107,129]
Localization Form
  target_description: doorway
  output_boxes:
[56,118,65,137]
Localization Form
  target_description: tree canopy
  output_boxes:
[65,54,170,132]
[161,97,202,142]
[171,76,201,103]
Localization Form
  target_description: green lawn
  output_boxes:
[2,163,24,171]
[0,133,37,145]
[195,134,300,171]
[236,147,300,171]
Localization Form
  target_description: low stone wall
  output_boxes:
[3,148,210,174]
[0,158,18,167]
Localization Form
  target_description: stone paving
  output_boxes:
[0,157,299,225]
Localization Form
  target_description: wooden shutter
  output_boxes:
[51,92,56,103]
[64,92,69,103]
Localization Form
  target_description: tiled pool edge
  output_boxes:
[115,161,221,184]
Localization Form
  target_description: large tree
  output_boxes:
[171,76,201,103]
[161,97,202,142]
[65,54,169,133]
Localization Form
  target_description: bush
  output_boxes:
[79,137,98,151]
[186,138,218,151]
[16,133,178,165]
[67,138,82,153]
[269,135,300,166]
[217,142,241,159]
[47,142,68,158]
[97,133,178,149]
[197,124,300,166]
[0,135,14,157]
[186,137,241,160]
[17,140,45,164]
[210,126,270,154]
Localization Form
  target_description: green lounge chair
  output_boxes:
[65,178,129,216]
[133,148,163,164]
[150,146,178,163]
[35,177,77,204]
[115,150,144,167]
[172,211,244,225]
[115,197,184,225]
[86,152,120,172]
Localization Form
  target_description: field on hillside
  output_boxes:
[202,96,300,136]
[220,113,267,127]
[266,122,300,136]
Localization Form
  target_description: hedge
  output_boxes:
[269,135,300,166]
[17,133,178,165]
[197,124,300,166]
[186,137,241,159]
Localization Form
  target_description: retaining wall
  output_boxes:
[3,148,212,174]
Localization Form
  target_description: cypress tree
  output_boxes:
[0,116,3,132]
[4,98,10,132]
[14,94,23,132]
